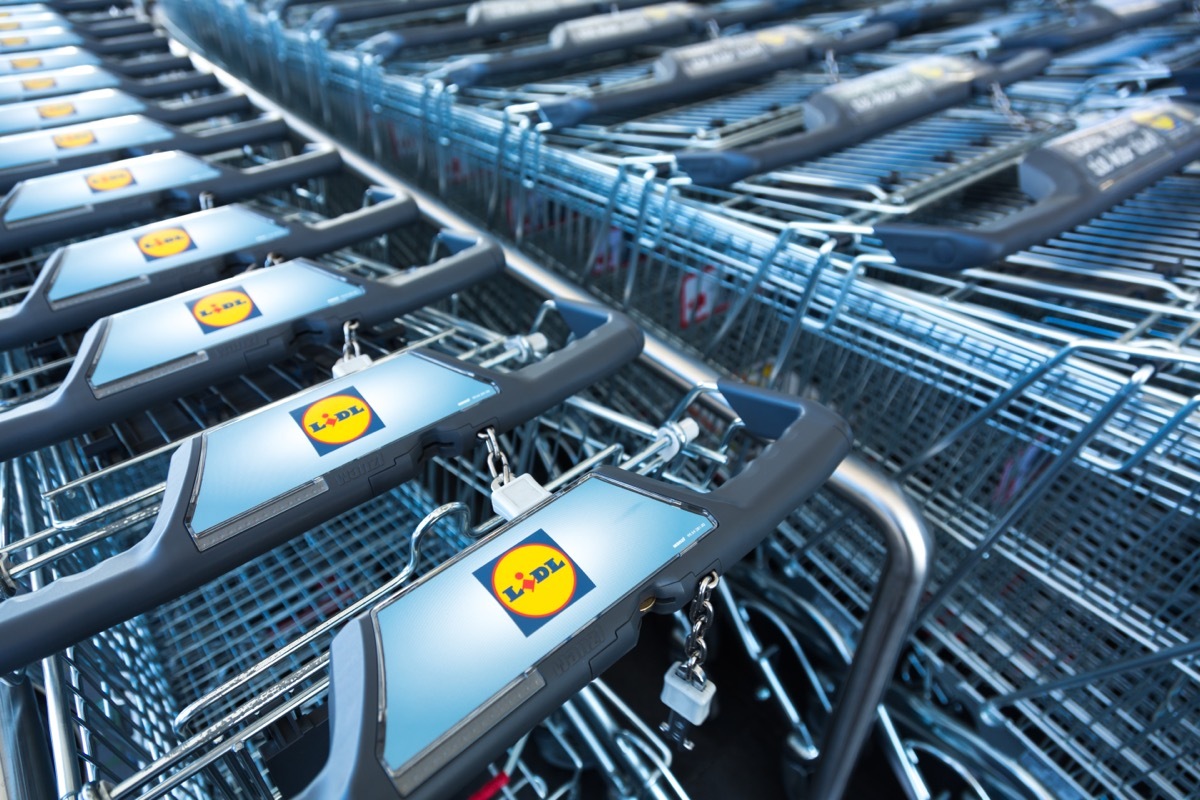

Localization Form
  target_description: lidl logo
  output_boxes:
[52,129,95,149]
[289,387,385,456]
[755,30,789,47]
[185,287,261,333]
[0,22,22,31]
[2,36,28,47]
[85,167,134,193]
[10,56,41,70]
[136,227,195,261]
[474,529,595,636]
[36,100,73,119]
[1133,110,1178,131]
[20,75,54,90]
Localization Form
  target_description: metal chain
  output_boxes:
[679,571,720,686]
[824,49,840,83]
[478,427,513,486]
[342,320,361,361]
[0,554,17,599]
[989,82,1035,132]
[199,191,215,211]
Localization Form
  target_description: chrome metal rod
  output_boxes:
[809,456,932,800]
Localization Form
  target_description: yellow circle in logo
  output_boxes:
[755,31,788,47]
[910,64,945,80]
[85,168,133,192]
[0,22,22,31]
[137,227,192,259]
[52,129,95,149]
[300,394,375,447]
[37,101,74,119]
[191,288,255,328]
[10,56,42,70]
[491,543,578,618]
[20,76,54,90]
[3,36,28,46]
[1132,111,1177,131]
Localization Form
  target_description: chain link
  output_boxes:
[679,571,720,686]
[478,427,513,486]
[823,49,840,83]
[341,320,361,361]
[989,82,1035,132]
[199,191,215,211]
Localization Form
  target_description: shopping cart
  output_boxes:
[868,99,1200,270]
[0,112,298,191]
[0,291,641,668]
[0,16,166,59]
[24,345,844,800]
[881,0,1187,57]
[879,161,1200,378]
[0,59,223,108]
[0,43,189,77]
[0,206,505,458]
[0,175,421,350]
[0,134,346,253]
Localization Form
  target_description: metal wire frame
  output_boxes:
[766,281,1200,799]
[859,162,1200,394]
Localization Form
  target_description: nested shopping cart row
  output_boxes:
[109,1,1200,797]
[0,17,873,800]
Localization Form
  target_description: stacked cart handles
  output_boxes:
[0,298,645,675]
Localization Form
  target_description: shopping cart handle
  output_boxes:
[304,0,465,38]
[148,91,256,126]
[441,2,705,89]
[125,68,222,98]
[0,89,252,142]
[0,115,291,194]
[874,100,1200,271]
[676,51,1049,187]
[536,22,843,130]
[107,53,196,78]
[870,0,1006,31]
[970,48,1052,91]
[0,145,341,254]
[831,22,899,54]
[0,302,640,675]
[73,17,157,38]
[76,32,173,57]
[295,383,849,800]
[368,0,682,62]
[999,0,1183,51]
[0,230,504,460]
[0,188,419,350]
